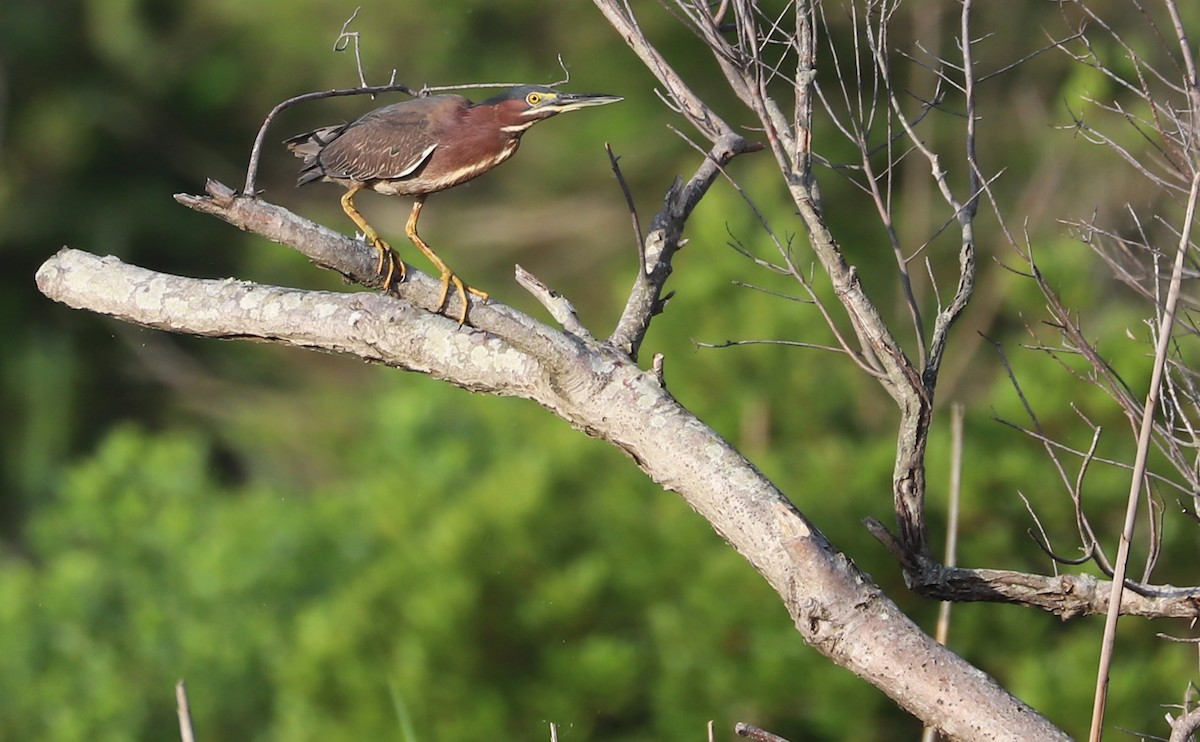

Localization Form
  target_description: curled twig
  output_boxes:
[333,7,391,90]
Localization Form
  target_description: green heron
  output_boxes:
[285,84,622,324]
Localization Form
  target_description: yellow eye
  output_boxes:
[526,92,542,106]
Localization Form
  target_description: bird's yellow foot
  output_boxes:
[434,271,490,326]
[370,239,407,291]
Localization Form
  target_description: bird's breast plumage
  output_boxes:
[376,103,523,195]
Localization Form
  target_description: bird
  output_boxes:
[284,84,622,324]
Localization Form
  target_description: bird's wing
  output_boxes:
[284,124,352,186]
[314,100,454,182]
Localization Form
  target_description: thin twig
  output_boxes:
[1089,172,1200,742]
[921,401,964,742]
[549,55,572,87]
[176,680,195,742]
[665,123,880,378]
[333,7,386,90]
[735,722,791,742]
[696,338,851,354]
[605,143,645,268]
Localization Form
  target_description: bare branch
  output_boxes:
[39,164,1072,741]
[592,0,736,143]
[605,143,644,256]
[1169,706,1200,742]
[606,133,757,359]
[515,265,594,342]
[911,564,1200,620]
[1090,171,1200,741]
[175,681,195,742]
[333,7,378,90]
[735,722,792,742]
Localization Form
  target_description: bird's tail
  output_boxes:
[283,125,347,187]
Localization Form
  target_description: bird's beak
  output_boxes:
[542,92,624,113]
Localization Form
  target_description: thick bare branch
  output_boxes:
[37,188,1068,739]
[173,181,588,370]
[35,249,555,397]
[910,563,1200,620]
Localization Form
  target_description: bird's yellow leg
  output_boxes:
[405,196,488,325]
[340,185,406,289]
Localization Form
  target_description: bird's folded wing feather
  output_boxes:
[317,105,442,182]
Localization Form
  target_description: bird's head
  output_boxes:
[479,85,622,132]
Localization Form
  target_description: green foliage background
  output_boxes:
[3,1,1198,739]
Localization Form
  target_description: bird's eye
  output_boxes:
[527,92,542,105]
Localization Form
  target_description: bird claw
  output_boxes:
[435,272,487,326]
[371,240,406,291]
[371,232,482,324]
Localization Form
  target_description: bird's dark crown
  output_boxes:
[478,85,560,107]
